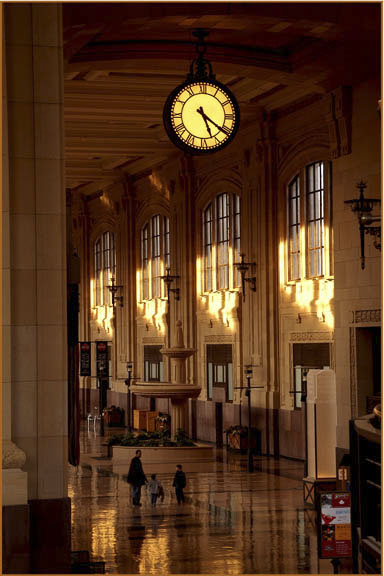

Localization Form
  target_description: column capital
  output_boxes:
[2,439,26,470]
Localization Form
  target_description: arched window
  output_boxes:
[141,215,170,300]
[287,161,330,281]
[202,192,241,292]
[94,231,115,306]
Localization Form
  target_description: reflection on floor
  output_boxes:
[68,425,348,574]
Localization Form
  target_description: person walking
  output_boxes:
[147,474,162,507]
[127,449,147,506]
[172,464,186,504]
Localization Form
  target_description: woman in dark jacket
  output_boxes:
[127,449,147,506]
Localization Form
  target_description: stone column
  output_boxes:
[2,13,29,571]
[170,398,189,438]
[3,4,70,573]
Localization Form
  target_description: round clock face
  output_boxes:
[163,81,240,154]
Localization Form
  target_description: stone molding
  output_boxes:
[204,335,234,343]
[352,309,381,324]
[142,336,166,344]
[289,331,334,342]
[2,440,26,470]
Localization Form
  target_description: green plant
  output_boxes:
[106,429,196,448]
[174,428,195,446]
[107,434,124,446]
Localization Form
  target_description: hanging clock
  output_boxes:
[163,30,240,155]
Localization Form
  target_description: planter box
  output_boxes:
[226,428,261,453]
[112,444,214,464]
[228,434,248,450]
[104,408,124,427]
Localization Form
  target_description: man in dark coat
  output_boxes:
[127,449,147,506]
[172,464,186,504]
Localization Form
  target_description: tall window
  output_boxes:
[140,215,170,300]
[288,176,301,281]
[94,231,115,306]
[306,162,324,278]
[286,161,329,281]
[203,205,213,291]
[202,192,241,292]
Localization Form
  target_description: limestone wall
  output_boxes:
[72,77,381,457]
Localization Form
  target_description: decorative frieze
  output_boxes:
[289,331,334,342]
[142,337,166,344]
[352,309,381,324]
[204,335,234,343]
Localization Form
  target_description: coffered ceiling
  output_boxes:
[63,2,380,193]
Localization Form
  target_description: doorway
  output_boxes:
[215,402,223,447]
[356,327,381,415]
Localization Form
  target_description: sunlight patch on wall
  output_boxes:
[314,278,334,328]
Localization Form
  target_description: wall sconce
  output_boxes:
[160,267,180,301]
[107,276,124,307]
[345,181,381,269]
[234,254,256,301]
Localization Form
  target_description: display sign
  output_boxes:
[96,341,109,378]
[79,342,91,376]
[318,492,352,558]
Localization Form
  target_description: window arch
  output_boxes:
[202,192,241,292]
[141,215,170,300]
[286,161,331,281]
[94,231,115,306]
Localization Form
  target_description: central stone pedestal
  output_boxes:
[131,321,200,439]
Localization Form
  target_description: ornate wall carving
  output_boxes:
[352,309,381,324]
[289,331,334,342]
[204,335,234,343]
[142,337,166,344]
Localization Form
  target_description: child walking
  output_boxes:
[172,464,186,504]
[147,474,162,506]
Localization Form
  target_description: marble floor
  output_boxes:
[68,426,350,574]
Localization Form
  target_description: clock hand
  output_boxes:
[197,106,230,137]
[196,107,212,137]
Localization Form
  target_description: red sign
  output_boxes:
[319,492,352,559]
[96,341,109,378]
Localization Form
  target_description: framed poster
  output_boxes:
[318,492,352,559]
[79,342,91,376]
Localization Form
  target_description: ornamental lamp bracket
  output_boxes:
[107,276,124,307]
[344,180,381,269]
[234,254,257,301]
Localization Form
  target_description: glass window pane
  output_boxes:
[227,363,233,401]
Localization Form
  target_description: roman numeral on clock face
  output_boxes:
[174,122,185,133]
[199,83,207,93]
[185,134,195,146]
[225,113,234,121]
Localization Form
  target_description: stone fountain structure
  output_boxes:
[130,321,200,439]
